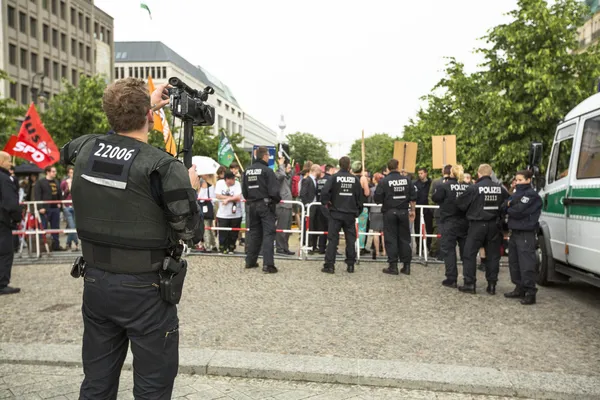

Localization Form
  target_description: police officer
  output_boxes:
[503,169,542,305]
[314,164,334,253]
[320,156,363,273]
[374,159,417,275]
[0,152,22,295]
[431,165,469,287]
[242,146,281,273]
[60,78,203,398]
[456,164,509,295]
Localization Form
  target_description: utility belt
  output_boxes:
[71,243,188,305]
[249,197,275,212]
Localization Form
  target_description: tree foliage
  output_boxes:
[402,0,600,179]
[188,127,250,168]
[286,131,333,166]
[0,70,26,144]
[348,133,397,173]
[42,75,111,148]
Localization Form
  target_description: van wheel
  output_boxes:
[536,234,550,286]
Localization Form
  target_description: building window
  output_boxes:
[129,67,133,77]
[31,52,38,72]
[70,7,76,25]
[79,42,84,59]
[59,1,65,19]
[30,17,37,38]
[8,44,16,65]
[114,67,119,79]
[71,39,76,56]
[120,67,124,78]
[238,111,241,118]
[106,29,111,43]
[225,104,229,111]
[232,107,235,114]
[78,12,83,30]
[7,6,15,28]
[145,66,149,77]
[61,64,67,78]
[72,69,77,85]
[86,46,91,63]
[19,12,27,33]
[151,66,155,78]
[85,17,90,33]
[217,99,222,107]
[162,66,167,78]
[10,83,17,101]
[60,33,66,51]
[100,26,104,41]
[42,0,47,10]
[94,22,98,39]
[155,66,160,79]
[21,85,29,105]
[51,0,57,15]
[53,61,59,80]
[20,48,28,69]
[134,67,139,78]
[43,24,49,43]
[43,57,51,79]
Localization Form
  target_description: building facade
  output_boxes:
[0,0,114,107]
[578,1,600,49]
[114,41,277,151]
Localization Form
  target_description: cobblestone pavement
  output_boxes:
[0,363,528,399]
[1,256,599,376]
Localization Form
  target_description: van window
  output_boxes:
[577,116,600,179]
[548,138,573,184]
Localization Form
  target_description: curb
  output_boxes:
[1,343,598,399]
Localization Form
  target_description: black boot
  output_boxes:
[486,282,496,295]
[520,292,537,305]
[442,279,457,288]
[321,264,335,274]
[458,283,476,294]
[478,257,487,271]
[504,287,525,299]
[382,263,399,275]
[400,264,410,275]
[262,265,278,274]
[245,263,259,269]
[346,264,355,273]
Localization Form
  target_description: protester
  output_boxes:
[198,174,217,253]
[34,166,64,251]
[215,171,243,254]
[60,166,79,251]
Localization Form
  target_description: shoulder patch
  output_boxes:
[521,196,530,204]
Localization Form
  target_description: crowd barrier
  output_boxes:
[12,199,508,263]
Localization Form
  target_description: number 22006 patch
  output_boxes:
[82,139,141,190]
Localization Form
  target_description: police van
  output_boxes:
[531,92,600,288]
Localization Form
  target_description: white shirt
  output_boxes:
[215,180,242,219]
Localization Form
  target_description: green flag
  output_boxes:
[140,3,152,19]
[218,132,235,167]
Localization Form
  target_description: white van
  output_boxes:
[533,92,600,287]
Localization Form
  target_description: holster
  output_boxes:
[70,256,86,278]
[159,257,187,305]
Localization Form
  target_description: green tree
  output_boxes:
[286,132,332,166]
[403,0,600,179]
[42,75,110,148]
[0,70,26,144]
[348,133,397,173]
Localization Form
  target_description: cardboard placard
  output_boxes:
[432,135,457,169]
[393,141,418,173]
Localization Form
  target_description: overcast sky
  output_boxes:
[95,0,518,157]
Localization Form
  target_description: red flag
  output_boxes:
[3,136,54,169]
[17,103,59,165]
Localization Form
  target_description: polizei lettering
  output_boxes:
[246,169,262,176]
[337,176,356,183]
[478,186,502,194]
[388,179,408,187]
[451,184,469,192]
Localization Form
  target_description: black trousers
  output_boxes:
[508,230,538,294]
[440,217,469,281]
[414,208,433,250]
[324,212,356,267]
[0,224,14,288]
[246,202,276,267]
[218,217,242,251]
[80,267,179,400]
[462,220,502,284]
[304,206,318,250]
[383,209,412,264]
[314,206,329,252]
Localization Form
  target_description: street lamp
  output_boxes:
[278,114,286,142]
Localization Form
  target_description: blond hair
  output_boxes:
[478,164,492,177]
[451,165,464,183]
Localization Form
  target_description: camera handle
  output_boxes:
[182,120,194,169]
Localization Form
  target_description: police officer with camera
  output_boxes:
[374,159,416,276]
[320,156,363,274]
[61,78,203,399]
[456,164,509,295]
[242,146,281,273]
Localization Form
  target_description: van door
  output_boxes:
[543,122,576,264]
[564,112,600,275]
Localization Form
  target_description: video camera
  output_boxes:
[167,77,216,168]
[168,77,216,126]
